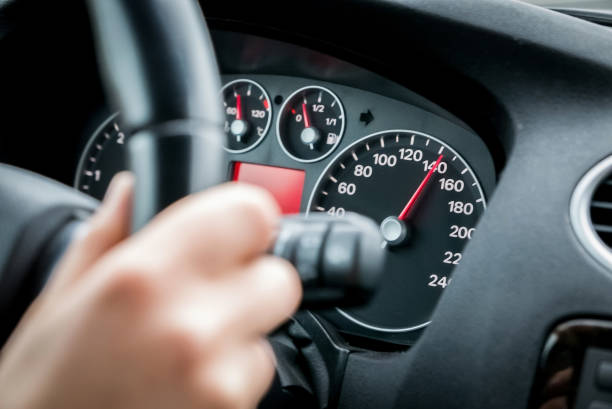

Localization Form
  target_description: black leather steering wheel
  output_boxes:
[2,1,612,409]
[0,0,226,344]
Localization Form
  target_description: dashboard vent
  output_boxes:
[571,156,612,270]
[591,174,612,248]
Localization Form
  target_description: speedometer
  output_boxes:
[308,130,486,333]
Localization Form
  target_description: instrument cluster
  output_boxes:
[75,74,496,345]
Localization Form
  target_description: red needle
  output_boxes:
[302,103,311,128]
[398,154,444,220]
[236,94,243,120]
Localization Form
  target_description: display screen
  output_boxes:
[232,162,306,214]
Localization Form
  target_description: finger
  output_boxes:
[46,172,134,292]
[157,256,301,350]
[195,339,277,409]
[215,256,301,336]
[190,256,301,342]
[126,183,281,276]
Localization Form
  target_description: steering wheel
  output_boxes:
[2,1,612,409]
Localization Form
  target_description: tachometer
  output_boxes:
[222,79,272,153]
[308,130,486,333]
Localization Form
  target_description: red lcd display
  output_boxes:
[232,162,306,214]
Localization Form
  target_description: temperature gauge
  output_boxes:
[277,86,345,163]
[222,79,272,153]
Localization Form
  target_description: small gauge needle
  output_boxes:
[236,94,243,120]
[302,103,311,128]
[398,154,444,220]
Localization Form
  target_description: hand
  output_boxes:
[0,173,301,409]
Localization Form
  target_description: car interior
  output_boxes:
[1,0,612,408]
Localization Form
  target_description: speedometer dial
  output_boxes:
[308,130,486,332]
[75,113,126,200]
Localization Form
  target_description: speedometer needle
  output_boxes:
[398,154,444,220]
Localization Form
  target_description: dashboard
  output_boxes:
[5,0,612,408]
[69,31,498,346]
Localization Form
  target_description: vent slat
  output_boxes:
[591,174,612,249]
[592,200,612,210]
[594,224,612,234]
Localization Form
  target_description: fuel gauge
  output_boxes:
[277,86,345,163]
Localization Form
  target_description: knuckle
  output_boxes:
[258,257,302,313]
[199,375,245,409]
[228,186,278,233]
[160,327,201,376]
[101,264,159,308]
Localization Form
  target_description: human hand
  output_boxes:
[0,173,301,409]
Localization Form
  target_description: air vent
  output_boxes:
[592,174,612,248]
[571,156,612,270]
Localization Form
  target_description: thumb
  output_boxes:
[46,172,134,293]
